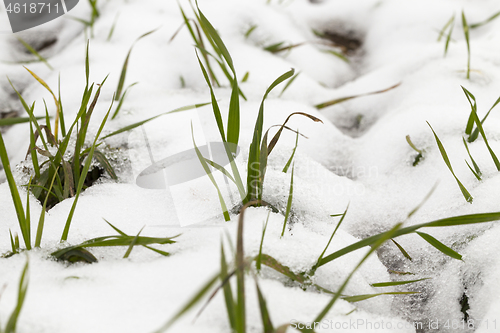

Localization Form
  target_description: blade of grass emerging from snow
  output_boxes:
[282,130,299,173]
[437,14,454,42]
[0,132,30,250]
[197,6,241,150]
[35,167,58,247]
[102,102,210,139]
[152,273,220,333]
[256,211,271,272]
[61,89,114,241]
[315,83,400,109]
[310,205,348,275]
[281,164,294,237]
[427,122,473,203]
[15,37,53,70]
[4,258,29,333]
[112,82,138,119]
[220,243,236,330]
[246,69,295,202]
[255,279,275,333]
[463,137,481,180]
[461,88,500,170]
[468,94,500,143]
[462,11,471,79]
[470,10,500,28]
[371,278,429,288]
[115,28,158,101]
[416,231,462,260]
[342,291,417,303]
[318,211,500,268]
[391,239,412,261]
[191,123,230,221]
[279,71,300,97]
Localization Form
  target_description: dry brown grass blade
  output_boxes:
[315,83,401,109]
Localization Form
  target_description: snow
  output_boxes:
[2,0,500,332]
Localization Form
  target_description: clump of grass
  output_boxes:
[462,87,500,170]
[463,88,500,143]
[427,122,473,203]
[188,4,322,220]
[51,219,178,263]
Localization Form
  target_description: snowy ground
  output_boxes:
[1,0,500,332]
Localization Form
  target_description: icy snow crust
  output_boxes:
[1,0,500,332]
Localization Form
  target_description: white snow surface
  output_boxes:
[1,0,500,332]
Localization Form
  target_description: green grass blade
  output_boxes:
[282,130,299,173]
[5,258,29,333]
[204,158,236,184]
[61,93,115,241]
[321,49,350,63]
[0,117,43,127]
[444,15,455,57]
[111,82,138,119]
[255,279,274,333]
[93,150,118,180]
[115,28,158,101]
[462,91,500,171]
[107,13,120,41]
[371,278,430,288]
[123,226,144,258]
[318,211,500,268]
[256,211,271,272]
[0,132,30,250]
[191,124,230,221]
[196,52,225,140]
[258,254,307,284]
[246,69,295,201]
[469,94,500,142]
[311,206,348,274]
[416,231,462,260]
[102,102,210,139]
[279,71,300,97]
[304,223,403,332]
[220,242,236,330]
[152,274,219,333]
[342,291,417,303]
[470,10,500,28]
[465,160,482,181]
[463,137,481,178]
[15,36,53,70]
[281,164,294,237]
[391,239,412,261]
[462,11,471,79]
[427,122,473,203]
[438,14,454,42]
[35,167,59,247]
